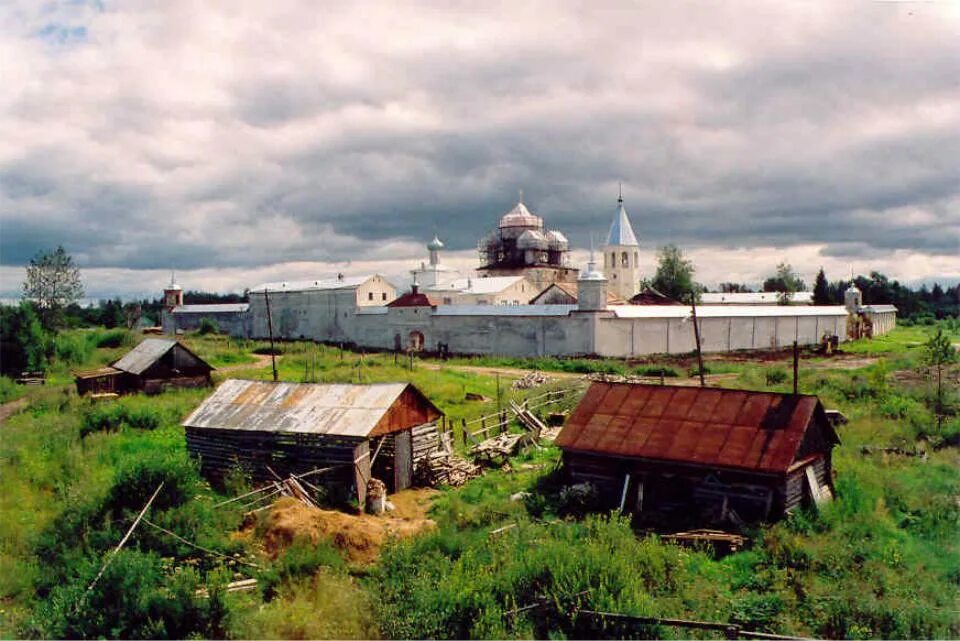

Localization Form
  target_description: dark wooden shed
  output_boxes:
[75,338,213,396]
[555,383,839,522]
[182,379,444,508]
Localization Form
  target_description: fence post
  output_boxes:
[461,419,467,447]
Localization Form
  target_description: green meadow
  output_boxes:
[0,325,957,639]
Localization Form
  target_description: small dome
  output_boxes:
[499,201,543,229]
[517,229,548,249]
[545,230,568,249]
[427,234,444,251]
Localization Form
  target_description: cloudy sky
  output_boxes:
[1,0,958,300]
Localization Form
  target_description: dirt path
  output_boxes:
[0,398,28,424]
[420,361,741,387]
[805,356,879,370]
[217,353,280,373]
[421,362,581,380]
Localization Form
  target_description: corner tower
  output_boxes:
[601,187,641,300]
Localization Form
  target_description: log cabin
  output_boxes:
[555,382,839,522]
[75,338,213,396]
[183,379,443,509]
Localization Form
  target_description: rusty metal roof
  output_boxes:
[183,379,440,438]
[555,383,833,473]
[112,338,178,375]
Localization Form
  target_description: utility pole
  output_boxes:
[792,341,799,395]
[263,290,278,382]
[690,293,705,388]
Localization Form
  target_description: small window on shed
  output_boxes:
[368,292,374,301]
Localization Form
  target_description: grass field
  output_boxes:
[0,324,957,639]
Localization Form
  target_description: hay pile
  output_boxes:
[252,490,436,564]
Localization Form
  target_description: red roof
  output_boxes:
[386,290,440,307]
[556,383,836,473]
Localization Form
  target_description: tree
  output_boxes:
[763,262,806,305]
[924,327,958,433]
[0,302,51,374]
[813,268,830,305]
[718,282,754,293]
[650,245,697,301]
[22,246,84,330]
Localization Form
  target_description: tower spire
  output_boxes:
[618,181,623,205]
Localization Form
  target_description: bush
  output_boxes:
[25,550,232,640]
[197,318,219,335]
[0,375,21,404]
[634,365,680,378]
[258,536,345,599]
[80,400,165,437]
[765,368,788,386]
[94,328,132,349]
[54,333,94,366]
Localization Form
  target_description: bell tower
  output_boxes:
[601,185,641,300]
[163,271,183,311]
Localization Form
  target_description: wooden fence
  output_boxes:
[451,388,574,447]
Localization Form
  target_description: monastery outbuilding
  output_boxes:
[555,382,839,522]
[183,380,443,508]
[75,338,213,396]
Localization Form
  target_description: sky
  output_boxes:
[1,0,959,301]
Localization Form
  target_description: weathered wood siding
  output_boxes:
[186,427,365,497]
[371,422,441,492]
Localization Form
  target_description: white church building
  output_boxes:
[168,192,897,357]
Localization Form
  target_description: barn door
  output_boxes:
[393,430,413,491]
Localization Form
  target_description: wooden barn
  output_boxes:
[555,383,840,522]
[183,379,444,508]
[75,338,213,396]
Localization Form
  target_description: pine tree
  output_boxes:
[813,268,830,305]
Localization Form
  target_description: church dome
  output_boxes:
[499,201,543,229]
[427,234,444,251]
[545,230,568,250]
[517,229,548,249]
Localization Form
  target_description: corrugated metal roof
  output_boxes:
[860,305,897,313]
[432,304,577,316]
[173,304,249,314]
[249,275,393,294]
[423,276,526,295]
[182,379,437,437]
[112,339,177,375]
[556,382,835,473]
[700,292,813,305]
[611,305,849,319]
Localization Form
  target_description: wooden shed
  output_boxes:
[555,383,839,522]
[183,379,444,508]
[75,338,213,396]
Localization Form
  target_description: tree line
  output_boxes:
[650,244,958,320]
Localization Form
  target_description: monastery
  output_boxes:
[162,195,897,356]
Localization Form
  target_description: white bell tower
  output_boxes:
[602,185,641,300]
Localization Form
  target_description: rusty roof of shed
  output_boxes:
[555,383,835,473]
[183,379,441,438]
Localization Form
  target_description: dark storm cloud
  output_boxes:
[0,0,957,285]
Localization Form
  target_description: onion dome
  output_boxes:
[499,200,543,229]
[545,230,569,250]
[427,234,444,251]
[517,229,548,250]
